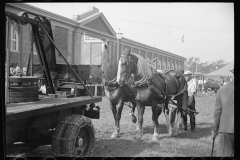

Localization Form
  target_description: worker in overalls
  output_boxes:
[184,70,197,131]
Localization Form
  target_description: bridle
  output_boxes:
[120,55,138,81]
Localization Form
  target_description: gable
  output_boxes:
[82,16,114,36]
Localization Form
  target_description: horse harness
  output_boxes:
[131,71,193,117]
[119,55,192,115]
[120,54,186,100]
[104,77,135,109]
[132,70,186,100]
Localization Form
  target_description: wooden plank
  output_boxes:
[9,97,39,103]
[9,92,39,97]
[9,86,38,92]
[9,76,39,82]
[6,96,102,122]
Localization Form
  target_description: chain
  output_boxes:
[51,115,93,157]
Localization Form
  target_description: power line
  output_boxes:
[106,16,234,34]
[127,35,233,41]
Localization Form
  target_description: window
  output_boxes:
[10,25,19,52]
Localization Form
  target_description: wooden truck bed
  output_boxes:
[6,96,102,122]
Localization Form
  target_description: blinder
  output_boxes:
[120,55,133,80]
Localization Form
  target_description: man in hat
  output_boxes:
[184,70,197,131]
[212,68,234,157]
[22,67,27,76]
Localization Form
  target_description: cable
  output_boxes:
[127,35,233,41]
[107,16,234,34]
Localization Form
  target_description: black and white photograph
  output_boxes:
[4,2,234,158]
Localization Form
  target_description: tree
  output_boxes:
[184,56,200,73]
[212,59,227,70]
[184,57,228,74]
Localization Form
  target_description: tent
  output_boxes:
[193,71,204,76]
[204,61,234,78]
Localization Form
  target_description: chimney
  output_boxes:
[72,15,78,21]
[89,6,99,13]
[76,6,99,21]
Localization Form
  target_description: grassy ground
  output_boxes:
[7,91,218,157]
[92,91,217,157]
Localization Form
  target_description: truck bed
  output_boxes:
[6,95,102,122]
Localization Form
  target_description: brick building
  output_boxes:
[5,3,185,80]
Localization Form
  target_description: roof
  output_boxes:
[75,6,116,37]
[204,60,234,78]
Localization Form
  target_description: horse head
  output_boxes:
[117,48,138,85]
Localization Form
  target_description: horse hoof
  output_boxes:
[111,132,119,138]
[132,115,137,123]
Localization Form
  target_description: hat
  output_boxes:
[184,70,192,75]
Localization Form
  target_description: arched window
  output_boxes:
[10,25,19,52]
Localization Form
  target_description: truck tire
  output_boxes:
[51,115,76,155]
[62,115,95,157]
[52,115,95,157]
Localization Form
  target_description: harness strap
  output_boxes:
[125,83,135,96]
[169,98,195,118]
[104,77,120,91]
[169,81,187,99]
[148,77,166,99]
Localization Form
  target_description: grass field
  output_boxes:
[7,91,218,157]
[92,91,217,157]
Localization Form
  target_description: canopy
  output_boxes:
[193,71,204,76]
[204,60,234,78]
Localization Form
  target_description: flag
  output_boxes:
[181,35,184,43]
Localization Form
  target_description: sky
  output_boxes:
[27,2,234,63]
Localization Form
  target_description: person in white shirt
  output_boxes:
[184,70,198,131]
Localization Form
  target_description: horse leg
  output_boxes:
[130,101,137,123]
[163,102,171,132]
[151,101,162,141]
[134,102,145,141]
[168,106,178,136]
[110,100,124,138]
[181,93,188,130]
[189,97,196,131]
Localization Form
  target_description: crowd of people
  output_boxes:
[190,76,233,93]
[9,66,27,76]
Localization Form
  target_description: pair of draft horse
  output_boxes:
[104,48,193,141]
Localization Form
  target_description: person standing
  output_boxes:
[184,70,197,131]
[198,78,203,92]
[212,68,234,157]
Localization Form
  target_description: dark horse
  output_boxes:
[202,82,220,95]
[103,76,137,138]
[116,48,188,141]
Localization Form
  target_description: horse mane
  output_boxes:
[130,52,155,78]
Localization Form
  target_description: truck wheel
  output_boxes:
[51,115,76,155]
[61,115,95,157]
